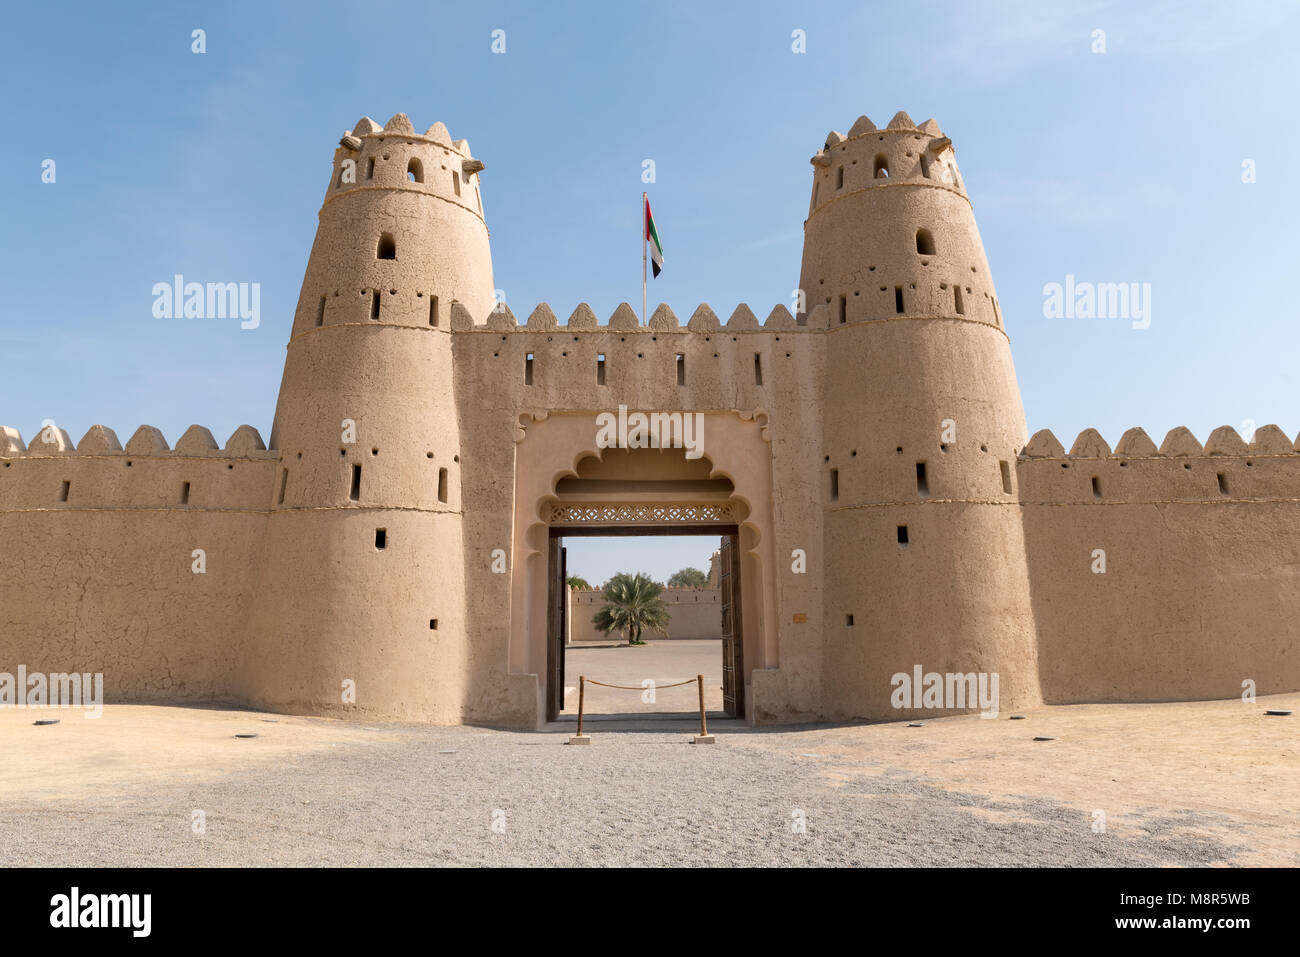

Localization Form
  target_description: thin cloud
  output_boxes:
[740,232,801,250]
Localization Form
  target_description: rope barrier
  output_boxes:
[583,678,697,690]
[573,673,712,742]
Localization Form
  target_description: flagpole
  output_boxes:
[641,191,647,326]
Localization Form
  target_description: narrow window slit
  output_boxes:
[1217,472,1229,495]
[754,353,763,385]
[429,295,439,327]
[916,461,929,497]
[897,525,909,545]
[350,464,361,501]
[596,353,606,385]
[277,469,288,504]
[525,353,534,385]
[316,295,326,327]
[181,481,191,505]
[374,528,387,549]
[59,480,70,503]
[371,291,381,320]
[829,468,839,500]
[676,353,685,385]
[438,468,448,503]
[1000,461,1012,495]
[894,286,904,313]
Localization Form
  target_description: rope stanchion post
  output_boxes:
[565,673,717,744]
[567,675,591,745]
[692,673,715,744]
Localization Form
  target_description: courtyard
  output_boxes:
[562,639,724,717]
[1,691,1294,867]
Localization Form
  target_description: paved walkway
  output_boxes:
[562,639,723,715]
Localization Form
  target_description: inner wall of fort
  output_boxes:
[2,111,1297,727]
[567,586,722,643]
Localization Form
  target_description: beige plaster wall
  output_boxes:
[567,586,721,642]
[0,425,273,702]
[1018,427,1300,703]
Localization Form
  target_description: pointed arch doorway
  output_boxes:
[510,411,778,729]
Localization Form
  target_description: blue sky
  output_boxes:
[563,535,717,589]
[2,0,1298,577]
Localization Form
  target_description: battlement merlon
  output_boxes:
[808,111,965,204]
[1,423,273,457]
[1021,425,1300,460]
[325,112,485,210]
[1017,425,1300,506]
[340,113,476,158]
[447,301,830,332]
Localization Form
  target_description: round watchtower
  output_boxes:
[800,111,1041,720]
[238,113,492,721]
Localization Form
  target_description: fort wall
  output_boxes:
[1,109,1296,728]
[0,424,274,702]
[566,586,721,642]
[1018,425,1300,703]
[449,299,828,722]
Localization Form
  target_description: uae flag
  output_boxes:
[645,196,664,277]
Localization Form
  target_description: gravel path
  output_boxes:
[0,720,1238,867]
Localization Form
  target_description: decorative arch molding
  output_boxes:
[507,410,779,724]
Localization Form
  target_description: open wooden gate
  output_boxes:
[719,532,744,718]
[546,538,566,721]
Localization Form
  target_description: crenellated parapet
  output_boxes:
[0,423,277,511]
[1018,425,1300,505]
[808,112,965,208]
[448,300,829,424]
[447,300,823,333]
[326,113,485,220]
[801,113,1002,330]
[2,422,271,457]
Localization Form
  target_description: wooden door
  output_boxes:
[546,536,565,721]
[720,532,744,718]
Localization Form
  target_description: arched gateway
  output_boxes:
[510,413,779,722]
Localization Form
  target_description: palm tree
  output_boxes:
[592,572,670,645]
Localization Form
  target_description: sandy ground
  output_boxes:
[722,693,1300,867]
[562,639,724,715]
[0,705,386,803]
[0,690,1294,867]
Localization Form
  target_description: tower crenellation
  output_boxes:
[802,112,1000,330]
[326,114,484,218]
